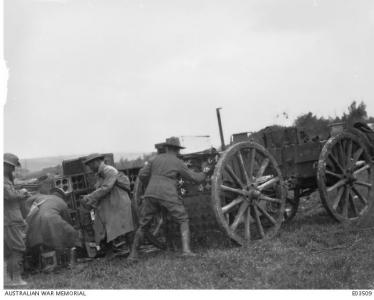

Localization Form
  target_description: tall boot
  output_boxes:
[180,222,196,257]
[7,252,27,287]
[4,260,12,287]
[127,229,143,262]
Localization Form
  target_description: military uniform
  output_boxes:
[83,161,135,244]
[4,177,27,256]
[129,137,207,260]
[137,153,205,227]
[25,194,79,250]
[3,153,28,287]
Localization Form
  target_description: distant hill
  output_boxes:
[20,152,146,173]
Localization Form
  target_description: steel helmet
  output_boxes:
[4,153,21,167]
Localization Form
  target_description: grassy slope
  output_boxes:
[24,194,374,289]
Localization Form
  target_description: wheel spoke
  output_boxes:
[244,206,251,240]
[248,148,256,181]
[225,165,244,188]
[332,187,345,210]
[354,160,366,169]
[259,194,282,204]
[348,189,359,217]
[353,164,370,176]
[355,180,372,189]
[230,202,248,231]
[253,204,265,238]
[221,184,245,196]
[328,153,345,173]
[258,177,279,191]
[225,213,230,224]
[327,179,347,193]
[256,175,273,185]
[326,170,343,179]
[255,203,277,225]
[256,158,269,178]
[222,196,244,214]
[337,141,346,169]
[352,148,364,166]
[352,186,368,205]
[237,151,251,184]
[346,139,353,168]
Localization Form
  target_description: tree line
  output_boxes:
[293,101,374,139]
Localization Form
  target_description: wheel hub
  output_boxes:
[344,169,356,185]
[243,186,261,204]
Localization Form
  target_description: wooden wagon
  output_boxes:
[134,112,374,247]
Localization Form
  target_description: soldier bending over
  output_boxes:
[81,154,135,257]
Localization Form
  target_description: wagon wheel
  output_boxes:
[284,188,300,222]
[211,141,286,245]
[133,178,167,250]
[317,132,374,223]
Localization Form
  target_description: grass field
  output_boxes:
[22,193,374,289]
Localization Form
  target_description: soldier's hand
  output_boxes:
[81,196,93,209]
[80,196,88,206]
[204,166,212,173]
[19,188,30,198]
[201,162,208,172]
[201,162,211,174]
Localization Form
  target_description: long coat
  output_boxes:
[85,163,134,243]
[138,153,206,203]
[25,194,79,250]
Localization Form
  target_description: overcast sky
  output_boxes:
[4,0,374,159]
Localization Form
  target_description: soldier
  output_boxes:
[25,187,80,270]
[128,137,210,261]
[4,153,29,287]
[81,154,135,256]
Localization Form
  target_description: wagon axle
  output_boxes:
[344,168,358,184]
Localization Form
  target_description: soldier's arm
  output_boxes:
[116,172,131,193]
[84,167,117,207]
[3,184,27,202]
[178,160,206,183]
